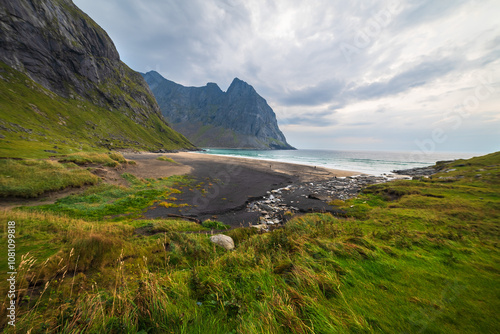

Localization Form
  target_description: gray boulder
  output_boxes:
[210,234,235,250]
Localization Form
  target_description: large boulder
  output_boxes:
[210,234,235,250]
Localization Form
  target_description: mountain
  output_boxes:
[142,71,294,150]
[0,0,195,156]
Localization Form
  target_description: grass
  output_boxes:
[0,152,498,333]
[0,159,99,198]
[59,152,130,167]
[156,156,180,164]
[22,173,192,221]
[201,220,231,230]
[0,152,135,198]
[0,61,195,159]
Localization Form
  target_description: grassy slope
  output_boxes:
[0,152,498,333]
[0,152,135,198]
[0,61,194,159]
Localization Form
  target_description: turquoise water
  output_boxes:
[198,149,478,175]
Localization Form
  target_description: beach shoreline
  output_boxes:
[188,150,367,176]
[121,152,369,227]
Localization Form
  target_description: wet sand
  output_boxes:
[124,152,359,181]
[0,152,361,225]
[123,152,361,227]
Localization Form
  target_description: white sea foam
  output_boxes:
[199,149,478,175]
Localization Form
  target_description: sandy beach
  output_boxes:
[123,152,360,181]
[120,152,362,227]
[0,151,363,224]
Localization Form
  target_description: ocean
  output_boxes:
[197,149,479,175]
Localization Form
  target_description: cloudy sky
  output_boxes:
[74,0,499,153]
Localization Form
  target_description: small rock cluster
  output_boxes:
[392,166,438,177]
[247,185,295,229]
[301,175,394,200]
[247,175,402,231]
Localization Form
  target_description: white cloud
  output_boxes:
[74,0,500,152]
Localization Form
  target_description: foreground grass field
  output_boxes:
[0,152,498,333]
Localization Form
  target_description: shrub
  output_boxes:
[201,220,230,230]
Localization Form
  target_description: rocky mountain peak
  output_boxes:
[227,77,256,96]
[206,82,223,93]
[142,71,294,150]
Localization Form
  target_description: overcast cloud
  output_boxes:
[74,0,500,152]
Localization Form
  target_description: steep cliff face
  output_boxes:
[143,71,294,150]
[0,0,195,153]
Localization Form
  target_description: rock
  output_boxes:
[0,0,194,150]
[392,166,438,177]
[44,150,57,153]
[209,234,234,250]
[142,72,294,150]
[252,224,268,231]
[260,204,274,211]
[92,168,108,177]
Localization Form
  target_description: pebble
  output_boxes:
[247,174,393,229]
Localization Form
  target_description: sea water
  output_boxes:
[198,149,478,175]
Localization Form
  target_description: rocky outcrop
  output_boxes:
[142,71,294,150]
[392,160,456,178]
[0,0,195,151]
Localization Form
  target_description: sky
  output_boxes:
[73,0,500,153]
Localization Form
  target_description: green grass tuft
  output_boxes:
[201,219,231,230]
[23,174,192,221]
[0,159,99,197]
[156,156,180,164]
[58,152,126,166]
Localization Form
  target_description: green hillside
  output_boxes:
[0,61,194,159]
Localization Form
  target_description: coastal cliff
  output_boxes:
[0,0,195,152]
[143,71,294,150]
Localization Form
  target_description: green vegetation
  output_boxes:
[0,61,195,159]
[0,159,99,198]
[156,156,180,164]
[59,152,129,167]
[0,152,498,333]
[202,219,231,230]
[0,152,135,198]
[22,173,192,221]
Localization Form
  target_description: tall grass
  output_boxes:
[0,152,499,333]
[58,152,129,166]
[0,159,99,197]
